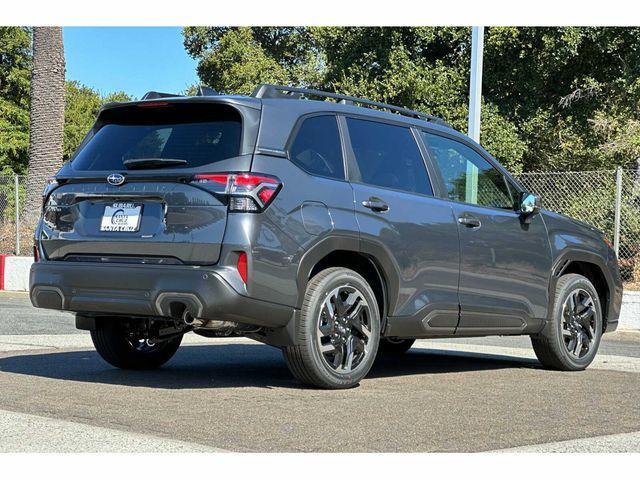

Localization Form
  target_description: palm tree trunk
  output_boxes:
[24,27,65,225]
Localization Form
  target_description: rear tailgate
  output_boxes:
[42,180,227,264]
[39,99,261,265]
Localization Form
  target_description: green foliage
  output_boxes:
[183,26,640,174]
[63,81,131,161]
[0,27,132,174]
[189,28,290,95]
[0,27,31,175]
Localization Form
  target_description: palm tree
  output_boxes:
[24,27,65,224]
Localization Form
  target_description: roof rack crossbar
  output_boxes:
[251,84,450,127]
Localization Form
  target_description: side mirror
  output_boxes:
[518,192,542,220]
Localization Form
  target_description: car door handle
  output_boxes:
[458,215,481,228]
[362,198,389,213]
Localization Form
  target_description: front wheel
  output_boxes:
[283,267,381,389]
[531,273,603,371]
[91,318,183,369]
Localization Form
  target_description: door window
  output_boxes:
[422,132,514,209]
[347,118,433,195]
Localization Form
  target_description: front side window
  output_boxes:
[422,132,514,209]
[346,118,433,195]
[289,115,345,180]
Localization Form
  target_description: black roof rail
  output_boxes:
[251,84,450,127]
[141,91,182,100]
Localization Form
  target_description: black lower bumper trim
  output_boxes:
[30,261,294,328]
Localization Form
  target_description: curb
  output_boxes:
[0,254,7,291]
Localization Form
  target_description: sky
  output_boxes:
[63,27,199,99]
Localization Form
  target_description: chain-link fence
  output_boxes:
[516,168,640,284]
[0,175,29,256]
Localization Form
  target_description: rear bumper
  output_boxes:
[29,261,294,328]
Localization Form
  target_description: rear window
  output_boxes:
[72,103,242,171]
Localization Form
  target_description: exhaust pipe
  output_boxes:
[182,310,204,328]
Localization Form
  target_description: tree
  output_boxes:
[184,27,526,171]
[183,26,640,173]
[24,27,66,222]
[63,81,130,161]
[0,27,31,175]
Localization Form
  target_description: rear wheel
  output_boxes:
[283,267,381,389]
[91,318,183,369]
[379,337,415,355]
[531,273,603,371]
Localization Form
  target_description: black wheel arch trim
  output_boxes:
[548,248,617,331]
[295,235,399,325]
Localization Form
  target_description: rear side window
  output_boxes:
[72,103,242,170]
[422,132,514,209]
[346,118,432,195]
[288,115,345,180]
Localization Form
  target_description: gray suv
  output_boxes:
[30,84,623,389]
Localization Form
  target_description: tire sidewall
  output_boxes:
[302,269,381,387]
[552,275,603,369]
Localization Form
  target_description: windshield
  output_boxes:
[71,103,242,171]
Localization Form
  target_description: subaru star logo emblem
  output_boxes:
[107,173,125,186]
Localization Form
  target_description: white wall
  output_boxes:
[3,256,33,292]
[618,290,640,331]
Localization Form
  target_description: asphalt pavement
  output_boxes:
[1,292,638,452]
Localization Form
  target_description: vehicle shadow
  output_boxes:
[0,343,539,390]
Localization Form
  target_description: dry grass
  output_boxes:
[0,221,34,256]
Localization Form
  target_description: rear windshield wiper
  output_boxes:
[123,158,188,169]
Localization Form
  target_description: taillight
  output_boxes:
[192,172,281,212]
[237,251,248,285]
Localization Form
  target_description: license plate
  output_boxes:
[100,202,142,232]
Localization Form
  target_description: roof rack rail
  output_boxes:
[141,91,182,100]
[251,84,450,127]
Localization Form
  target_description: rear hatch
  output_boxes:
[41,99,260,265]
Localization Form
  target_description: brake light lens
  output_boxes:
[192,172,281,212]
[237,251,248,285]
[136,101,170,108]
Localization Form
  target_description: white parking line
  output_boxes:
[0,409,226,453]
[491,430,640,452]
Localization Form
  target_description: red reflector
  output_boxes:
[194,174,229,184]
[237,252,248,285]
[33,243,39,262]
[258,187,276,204]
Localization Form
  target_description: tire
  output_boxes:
[379,337,415,355]
[91,319,183,370]
[283,267,381,389]
[531,273,603,371]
